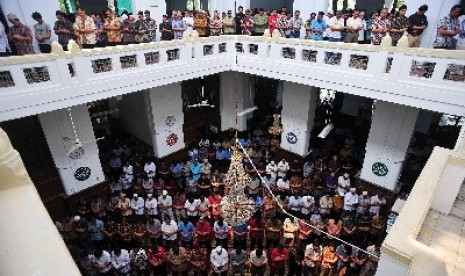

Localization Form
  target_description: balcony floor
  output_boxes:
[417,209,465,276]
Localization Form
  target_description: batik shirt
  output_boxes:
[171,18,185,39]
[241,16,255,35]
[371,18,391,45]
[433,15,460,48]
[391,15,408,40]
[8,23,34,55]
[144,18,157,40]
[104,16,121,43]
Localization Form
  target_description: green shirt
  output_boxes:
[222,16,235,34]
[254,14,268,34]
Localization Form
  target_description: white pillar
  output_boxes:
[341,94,365,117]
[220,72,252,132]
[38,105,105,196]
[280,83,319,156]
[146,83,186,158]
[0,128,81,276]
[360,101,419,191]
[404,0,461,48]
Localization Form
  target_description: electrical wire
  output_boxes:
[236,140,379,259]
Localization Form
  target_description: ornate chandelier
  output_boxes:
[220,145,256,226]
[268,113,283,136]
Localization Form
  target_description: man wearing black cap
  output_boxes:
[144,10,157,42]
[54,10,74,51]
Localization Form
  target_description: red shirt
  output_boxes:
[268,14,278,35]
[195,221,212,241]
[271,248,289,268]
[249,218,265,239]
[148,247,166,266]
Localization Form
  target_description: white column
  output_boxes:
[280,83,319,156]
[220,72,252,132]
[0,128,81,276]
[38,105,105,196]
[341,94,365,117]
[146,83,186,158]
[360,101,419,191]
[404,0,461,48]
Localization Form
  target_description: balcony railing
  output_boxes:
[0,36,464,122]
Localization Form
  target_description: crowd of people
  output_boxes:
[1,3,465,56]
[56,122,390,276]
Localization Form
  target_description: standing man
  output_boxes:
[311,12,327,41]
[291,10,303,38]
[73,6,96,48]
[171,12,186,40]
[345,9,363,43]
[371,8,391,45]
[7,14,35,55]
[235,6,245,35]
[161,216,177,250]
[253,8,268,36]
[407,4,428,47]
[31,12,52,53]
[211,246,229,276]
[0,21,9,56]
[144,10,157,42]
[433,5,462,49]
[328,11,345,42]
[268,9,279,36]
[135,11,149,43]
[54,11,73,51]
[159,15,172,41]
[222,10,235,35]
[104,10,121,46]
[304,13,316,39]
[391,5,409,46]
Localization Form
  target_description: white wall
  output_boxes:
[360,101,419,191]
[120,91,153,146]
[147,83,185,158]
[280,82,318,156]
[38,105,105,196]
[431,162,465,214]
[376,254,409,276]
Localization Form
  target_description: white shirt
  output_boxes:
[337,176,350,195]
[328,16,345,38]
[213,221,229,239]
[93,251,112,273]
[144,162,156,178]
[123,165,134,182]
[346,17,363,30]
[277,161,289,178]
[131,197,145,215]
[184,16,194,36]
[145,197,158,215]
[301,196,315,215]
[302,161,314,177]
[344,192,359,211]
[288,196,302,211]
[369,195,386,214]
[111,249,131,273]
[276,178,289,190]
[266,162,278,179]
[304,244,322,267]
[358,19,366,41]
[158,195,173,208]
[161,220,178,240]
[184,199,199,216]
[210,248,229,272]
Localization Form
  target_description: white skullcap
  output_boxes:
[121,14,128,20]
[73,215,81,221]
[162,190,168,196]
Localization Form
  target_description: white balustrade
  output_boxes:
[0,36,465,122]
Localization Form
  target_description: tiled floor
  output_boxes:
[418,209,465,276]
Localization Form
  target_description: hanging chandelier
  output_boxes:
[268,113,283,136]
[220,145,256,226]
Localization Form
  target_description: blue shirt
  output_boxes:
[88,219,105,241]
[325,175,338,188]
[336,244,349,268]
[178,221,194,241]
[170,163,182,174]
[190,163,203,181]
[311,19,326,41]
[232,223,248,240]
[222,149,232,160]
[216,149,223,160]
[110,157,121,168]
